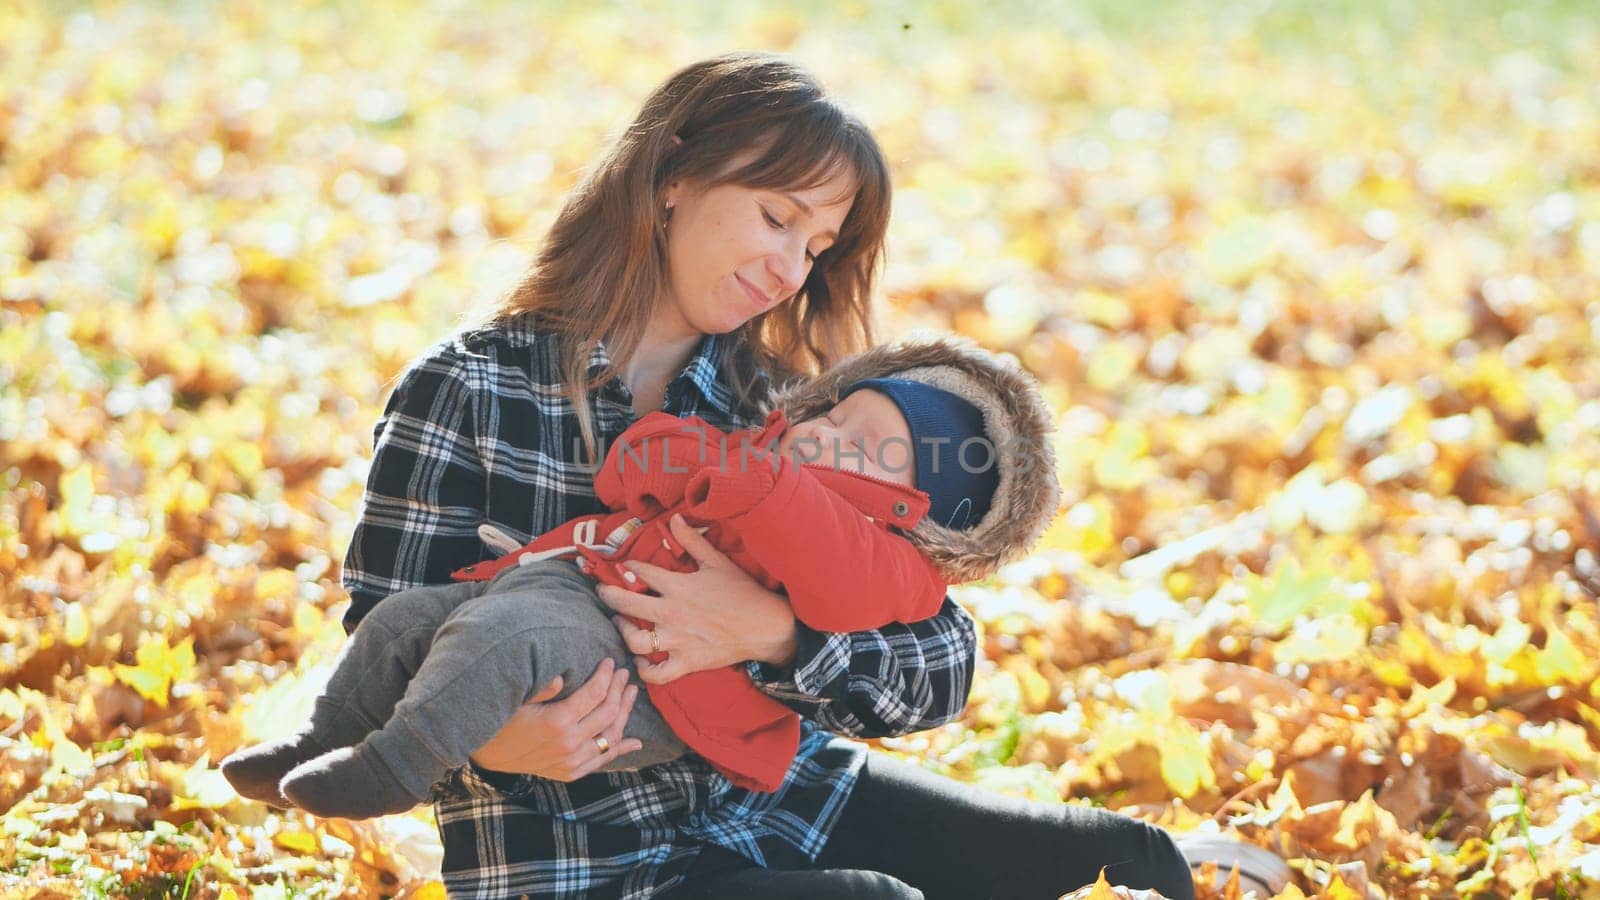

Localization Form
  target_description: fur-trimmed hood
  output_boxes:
[769,336,1061,584]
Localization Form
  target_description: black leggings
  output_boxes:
[668,752,1196,900]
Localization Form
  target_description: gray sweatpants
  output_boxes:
[306,558,685,800]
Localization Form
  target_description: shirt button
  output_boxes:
[893,501,910,516]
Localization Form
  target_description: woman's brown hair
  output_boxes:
[487,52,892,463]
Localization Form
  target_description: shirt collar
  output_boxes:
[583,338,611,380]
[674,332,735,415]
[584,332,735,418]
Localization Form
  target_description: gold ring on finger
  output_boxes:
[594,735,610,754]
[649,629,661,654]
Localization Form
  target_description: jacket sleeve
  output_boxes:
[340,342,490,634]
[685,459,947,631]
[746,598,977,738]
[594,412,719,516]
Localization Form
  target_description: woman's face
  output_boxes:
[659,165,856,337]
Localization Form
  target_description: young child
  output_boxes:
[221,336,1060,817]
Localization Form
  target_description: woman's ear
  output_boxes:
[663,180,682,208]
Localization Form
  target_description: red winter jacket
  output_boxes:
[451,409,947,791]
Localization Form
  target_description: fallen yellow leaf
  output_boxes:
[408,882,449,900]
[114,634,198,705]
[274,830,319,854]
[1087,867,1116,900]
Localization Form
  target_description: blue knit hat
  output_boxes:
[842,377,1000,531]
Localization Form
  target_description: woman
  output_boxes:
[341,53,1197,900]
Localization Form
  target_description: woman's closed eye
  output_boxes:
[761,206,819,263]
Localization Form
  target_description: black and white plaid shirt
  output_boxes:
[341,313,978,899]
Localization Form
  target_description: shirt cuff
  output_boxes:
[747,622,844,705]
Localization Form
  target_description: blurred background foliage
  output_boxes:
[2,0,1599,897]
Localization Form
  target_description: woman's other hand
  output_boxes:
[468,658,644,780]
[596,514,799,683]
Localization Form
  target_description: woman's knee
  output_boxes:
[776,869,924,900]
[674,867,923,900]
[845,871,924,900]
[1095,816,1194,900]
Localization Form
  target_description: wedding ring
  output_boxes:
[649,629,661,654]
[594,735,610,754]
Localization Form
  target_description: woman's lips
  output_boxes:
[736,275,772,310]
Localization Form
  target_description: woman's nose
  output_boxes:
[768,241,809,297]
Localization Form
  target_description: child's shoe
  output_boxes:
[279,743,423,819]
[220,733,329,808]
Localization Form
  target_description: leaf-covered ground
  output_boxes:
[3,2,1599,897]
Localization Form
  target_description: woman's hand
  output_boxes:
[594,514,799,683]
[468,658,644,780]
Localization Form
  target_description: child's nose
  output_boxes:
[794,419,831,440]
[810,422,842,443]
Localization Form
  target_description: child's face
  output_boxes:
[777,389,916,488]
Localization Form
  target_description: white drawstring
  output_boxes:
[477,523,524,555]
[512,517,638,566]
[485,516,671,568]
